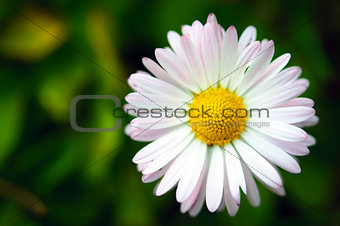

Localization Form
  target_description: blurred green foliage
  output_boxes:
[0,0,339,225]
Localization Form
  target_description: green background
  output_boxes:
[0,0,339,225]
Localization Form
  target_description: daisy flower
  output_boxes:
[125,13,318,216]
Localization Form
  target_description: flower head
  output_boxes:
[125,13,317,216]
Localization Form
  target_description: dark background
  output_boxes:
[0,0,339,225]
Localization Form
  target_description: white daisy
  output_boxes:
[125,13,318,216]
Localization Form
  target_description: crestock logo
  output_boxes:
[70,95,121,132]
[70,95,271,132]
[114,106,270,119]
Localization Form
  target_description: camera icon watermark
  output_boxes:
[70,95,121,132]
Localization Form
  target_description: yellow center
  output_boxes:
[189,87,248,147]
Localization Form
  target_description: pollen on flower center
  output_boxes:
[189,86,248,147]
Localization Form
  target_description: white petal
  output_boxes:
[224,143,247,204]
[188,174,207,217]
[181,25,192,36]
[241,163,260,207]
[206,146,224,212]
[266,184,286,196]
[233,139,282,189]
[303,134,316,146]
[276,97,314,108]
[273,66,302,86]
[229,41,261,92]
[167,31,183,57]
[268,106,315,124]
[128,127,176,142]
[142,133,194,174]
[142,57,179,86]
[242,65,300,98]
[206,13,222,47]
[132,125,191,163]
[220,25,238,88]
[130,115,187,130]
[260,53,291,83]
[190,20,204,50]
[201,23,220,87]
[249,119,308,142]
[258,135,310,156]
[155,48,200,93]
[125,92,187,109]
[241,129,301,173]
[238,26,257,54]
[223,166,240,216]
[176,140,207,202]
[294,115,319,128]
[180,159,207,213]
[237,40,274,95]
[217,196,225,212]
[180,35,209,90]
[155,140,195,196]
[129,72,192,100]
[245,82,307,108]
[142,165,169,183]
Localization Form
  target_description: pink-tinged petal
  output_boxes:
[155,140,196,196]
[241,129,301,173]
[274,66,302,86]
[234,41,261,70]
[128,127,177,142]
[123,104,139,116]
[124,124,135,136]
[132,125,191,163]
[142,57,180,86]
[276,97,314,108]
[266,183,286,196]
[180,160,207,213]
[233,139,282,189]
[181,25,192,36]
[130,116,186,130]
[206,13,222,47]
[261,39,269,46]
[129,72,192,100]
[217,195,225,212]
[137,163,148,172]
[303,134,316,146]
[206,146,224,212]
[224,143,247,204]
[238,40,274,95]
[241,61,301,98]
[268,106,315,124]
[245,82,307,108]
[241,163,260,207]
[155,48,200,93]
[167,31,183,57]
[260,53,291,83]
[230,41,261,91]
[201,23,220,87]
[223,165,240,216]
[142,133,194,174]
[259,135,310,156]
[294,115,319,128]
[142,165,169,183]
[176,140,207,202]
[249,119,308,142]
[125,92,188,109]
[190,20,204,51]
[220,25,238,88]
[180,35,209,90]
[188,174,207,217]
[238,26,257,54]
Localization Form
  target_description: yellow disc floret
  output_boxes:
[189,87,248,147]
